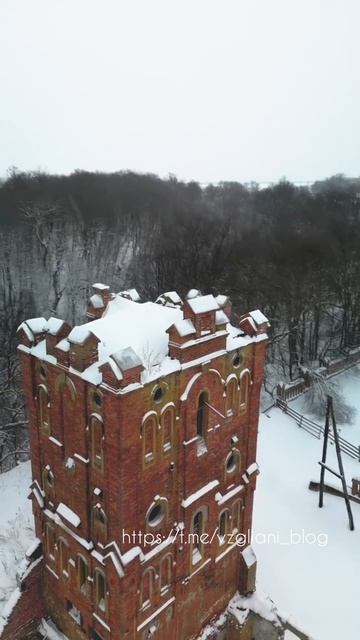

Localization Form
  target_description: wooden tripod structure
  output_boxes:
[318,395,354,530]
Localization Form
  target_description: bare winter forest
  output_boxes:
[1,169,360,471]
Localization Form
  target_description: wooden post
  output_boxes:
[318,396,354,530]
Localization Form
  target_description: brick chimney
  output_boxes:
[87,283,112,320]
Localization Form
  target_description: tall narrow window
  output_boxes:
[161,407,174,453]
[95,570,107,613]
[38,385,50,435]
[196,391,209,437]
[218,510,229,545]
[92,505,108,545]
[42,466,55,501]
[140,567,155,609]
[191,508,207,565]
[45,523,56,561]
[142,415,156,465]
[239,370,250,413]
[226,378,237,416]
[76,555,88,593]
[160,554,172,594]
[59,538,70,578]
[232,500,243,533]
[90,415,104,472]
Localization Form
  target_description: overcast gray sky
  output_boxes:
[1,0,359,184]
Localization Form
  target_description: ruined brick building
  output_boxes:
[13,286,269,640]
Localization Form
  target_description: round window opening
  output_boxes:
[226,452,237,474]
[153,386,164,403]
[232,353,242,369]
[147,503,164,527]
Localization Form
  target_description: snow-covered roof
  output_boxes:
[110,346,143,372]
[156,291,183,306]
[186,288,201,299]
[93,282,110,291]
[249,309,269,325]
[47,317,65,336]
[187,294,219,314]
[89,295,182,369]
[90,293,104,309]
[216,309,229,325]
[56,338,70,352]
[173,319,196,337]
[215,294,229,306]
[119,288,141,302]
[68,326,92,345]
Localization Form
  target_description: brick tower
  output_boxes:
[17,286,269,640]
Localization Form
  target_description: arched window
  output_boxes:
[160,554,172,594]
[95,569,107,613]
[59,538,70,578]
[225,378,237,416]
[140,567,155,609]
[142,415,157,465]
[37,385,50,435]
[218,510,230,545]
[239,370,251,413]
[196,391,209,438]
[90,414,104,472]
[191,507,207,566]
[42,465,55,501]
[232,499,243,533]
[76,554,88,593]
[45,523,55,561]
[92,505,108,545]
[161,407,175,453]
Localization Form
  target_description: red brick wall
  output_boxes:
[19,317,267,640]
[1,559,45,640]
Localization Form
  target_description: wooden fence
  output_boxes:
[276,398,360,461]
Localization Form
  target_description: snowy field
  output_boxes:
[0,462,34,619]
[254,407,360,640]
[293,365,360,446]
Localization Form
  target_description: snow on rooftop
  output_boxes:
[173,318,196,337]
[111,346,143,372]
[216,309,229,325]
[89,295,182,370]
[47,317,65,335]
[119,288,141,302]
[186,288,201,299]
[156,291,183,306]
[56,338,70,352]
[249,309,269,325]
[90,293,104,309]
[215,294,229,306]
[187,294,219,314]
[24,317,47,335]
[241,545,257,568]
[68,326,92,345]
[93,283,110,291]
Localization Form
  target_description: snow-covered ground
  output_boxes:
[254,407,360,640]
[293,365,360,446]
[0,462,34,619]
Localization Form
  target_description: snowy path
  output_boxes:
[254,408,360,640]
[0,462,34,617]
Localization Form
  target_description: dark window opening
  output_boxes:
[196,391,208,437]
